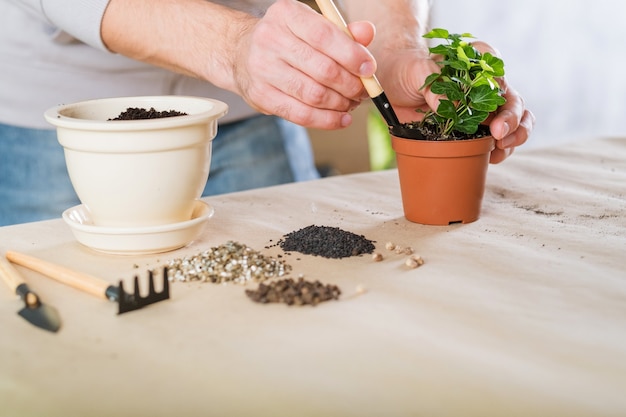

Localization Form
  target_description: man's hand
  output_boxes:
[231,0,377,129]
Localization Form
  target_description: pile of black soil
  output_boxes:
[278,225,375,259]
[109,107,187,120]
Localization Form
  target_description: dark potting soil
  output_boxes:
[245,277,341,306]
[109,107,188,120]
[278,225,375,259]
[391,122,491,141]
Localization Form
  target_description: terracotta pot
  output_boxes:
[391,135,495,225]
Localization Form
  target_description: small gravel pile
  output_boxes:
[109,107,187,120]
[278,225,375,259]
[245,277,341,306]
[166,241,291,284]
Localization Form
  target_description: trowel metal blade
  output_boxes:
[389,125,427,140]
[18,302,61,333]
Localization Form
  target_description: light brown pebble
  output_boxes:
[372,252,384,262]
[385,242,395,251]
[404,247,414,255]
[405,255,425,269]
[405,258,419,268]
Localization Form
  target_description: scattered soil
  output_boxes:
[109,107,187,120]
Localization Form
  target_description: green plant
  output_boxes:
[419,28,506,138]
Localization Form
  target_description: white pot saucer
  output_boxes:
[62,200,214,255]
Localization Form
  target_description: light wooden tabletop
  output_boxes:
[1,137,625,417]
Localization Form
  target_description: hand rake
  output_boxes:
[6,251,169,315]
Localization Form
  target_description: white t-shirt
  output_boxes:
[1,0,261,129]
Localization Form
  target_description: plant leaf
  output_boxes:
[456,46,471,67]
[436,100,459,121]
[482,53,505,76]
[428,45,449,56]
[471,73,500,90]
[479,59,494,72]
[469,85,506,112]
[423,28,450,39]
[464,45,479,60]
[431,81,464,101]
[456,110,489,134]
[448,59,470,71]
[419,72,441,90]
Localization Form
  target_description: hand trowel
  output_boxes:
[1,255,61,333]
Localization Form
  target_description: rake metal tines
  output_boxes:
[5,251,171,315]
[106,267,170,314]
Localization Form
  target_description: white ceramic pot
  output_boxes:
[45,96,228,228]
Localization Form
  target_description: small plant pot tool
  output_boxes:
[389,125,427,140]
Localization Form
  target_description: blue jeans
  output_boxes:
[0,115,319,226]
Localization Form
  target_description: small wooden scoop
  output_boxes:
[6,251,169,315]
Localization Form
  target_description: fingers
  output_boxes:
[488,78,535,159]
[283,12,376,95]
[489,107,535,163]
[347,21,376,48]
[233,0,376,129]
[472,42,535,162]
[489,146,514,164]
[244,79,360,128]
[253,33,364,109]
[246,83,356,129]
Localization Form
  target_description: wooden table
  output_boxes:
[1,137,625,417]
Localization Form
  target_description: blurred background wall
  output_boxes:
[309,0,626,174]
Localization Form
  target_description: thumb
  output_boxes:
[347,21,376,47]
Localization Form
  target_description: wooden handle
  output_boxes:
[314,0,384,97]
[1,255,25,293]
[5,251,110,300]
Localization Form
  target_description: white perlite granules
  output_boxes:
[166,241,292,285]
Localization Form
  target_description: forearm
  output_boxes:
[101,0,253,92]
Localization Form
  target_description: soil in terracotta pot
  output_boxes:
[390,122,491,141]
[109,107,187,120]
